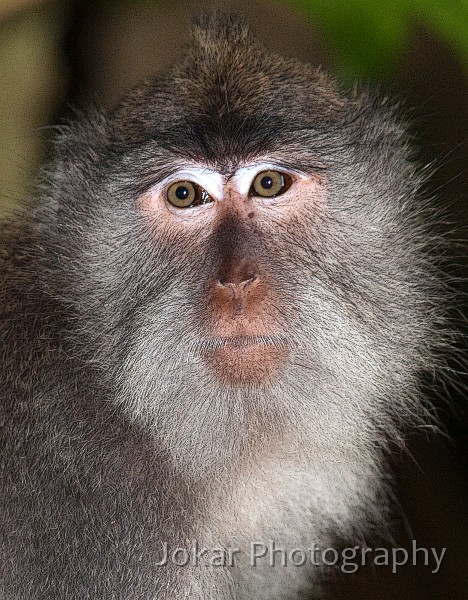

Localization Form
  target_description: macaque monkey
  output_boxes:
[0,12,454,600]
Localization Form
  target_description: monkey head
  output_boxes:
[40,13,447,475]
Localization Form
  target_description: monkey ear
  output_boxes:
[39,105,112,211]
[50,105,111,170]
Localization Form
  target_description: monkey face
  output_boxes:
[137,161,326,384]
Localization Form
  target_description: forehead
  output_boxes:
[112,30,349,169]
[113,99,339,178]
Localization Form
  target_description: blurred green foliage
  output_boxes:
[286,0,468,78]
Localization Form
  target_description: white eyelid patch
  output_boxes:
[157,168,224,201]
[152,163,305,204]
[233,163,301,195]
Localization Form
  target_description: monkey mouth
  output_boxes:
[201,335,287,352]
[200,335,290,384]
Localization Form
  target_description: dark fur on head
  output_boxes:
[0,12,455,600]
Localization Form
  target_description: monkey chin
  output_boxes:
[203,336,288,385]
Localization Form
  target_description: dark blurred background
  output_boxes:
[0,0,467,597]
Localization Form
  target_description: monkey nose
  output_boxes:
[214,275,260,312]
[217,274,258,291]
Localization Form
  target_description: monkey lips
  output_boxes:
[202,335,289,384]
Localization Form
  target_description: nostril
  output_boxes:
[239,275,258,289]
[217,275,258,289]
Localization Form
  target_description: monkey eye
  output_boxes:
[166,181,214,209]
[250,170,293,198]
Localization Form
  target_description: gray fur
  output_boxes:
[0,12,453,600]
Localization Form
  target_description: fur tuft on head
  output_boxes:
[191,10,252,49]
